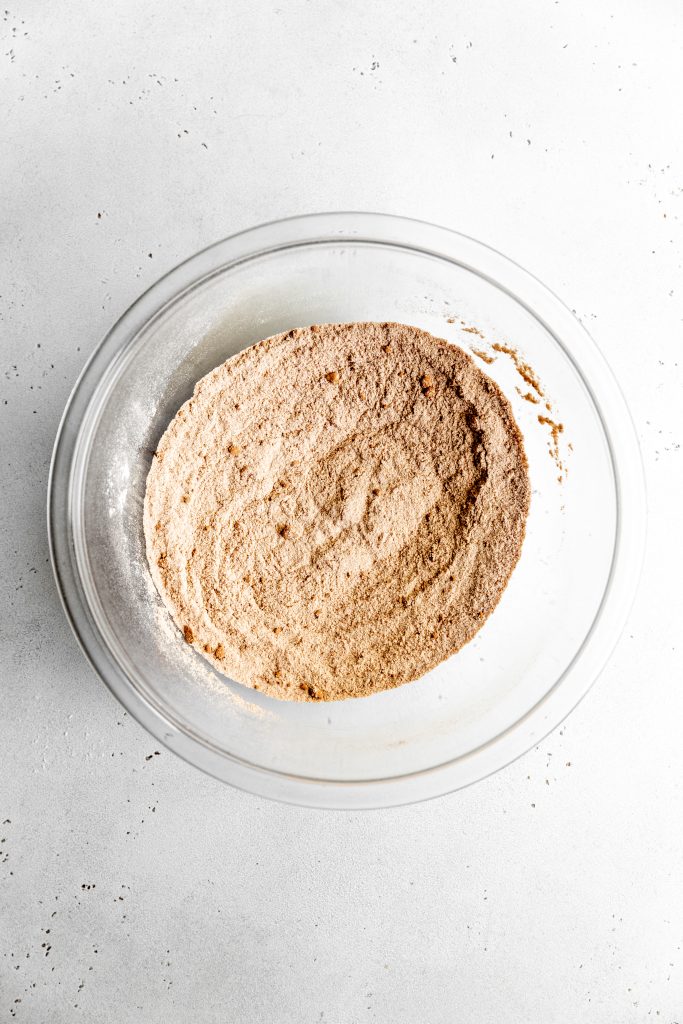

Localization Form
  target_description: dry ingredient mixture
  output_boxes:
[466,332,567,480]
[144,322,530,702]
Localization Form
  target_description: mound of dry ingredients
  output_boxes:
[144,322,530,702]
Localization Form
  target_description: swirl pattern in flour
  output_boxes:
[144,322,530,701]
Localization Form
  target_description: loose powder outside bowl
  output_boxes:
[144,322,530,702]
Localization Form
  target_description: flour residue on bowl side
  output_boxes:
[457,324,568,482]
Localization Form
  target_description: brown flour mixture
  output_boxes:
[144,322,530,702]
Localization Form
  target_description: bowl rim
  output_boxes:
[47,211,646,808]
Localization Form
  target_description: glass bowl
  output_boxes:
[48,213,645,808]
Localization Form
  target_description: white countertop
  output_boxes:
[2,2,682,1020]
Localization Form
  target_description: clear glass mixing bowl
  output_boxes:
[48,213,645,807]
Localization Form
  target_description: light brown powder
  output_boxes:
[488,341,566,477]
[144,322,530,702]
[471,348,496,365]
[516,388,540,405]
[491,342,544,397]
[538,413,565,475]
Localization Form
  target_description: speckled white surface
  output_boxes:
[2,2,683,1021]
